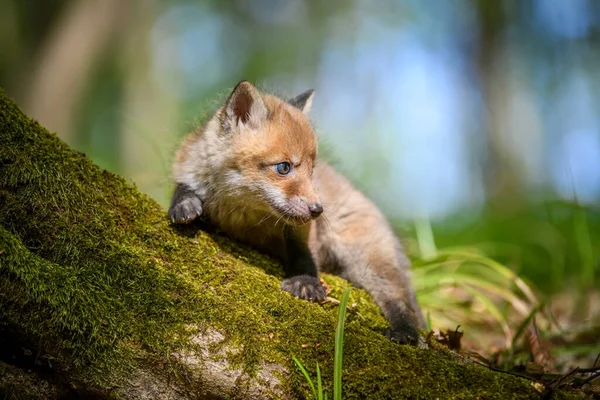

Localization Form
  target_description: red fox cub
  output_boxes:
[169,81,424,344]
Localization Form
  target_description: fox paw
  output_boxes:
[168,191,203,224]
[385,322,420,346]
[282,275,326,302]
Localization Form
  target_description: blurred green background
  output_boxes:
[1,0,598,361]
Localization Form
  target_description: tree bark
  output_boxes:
[0,90,555,399]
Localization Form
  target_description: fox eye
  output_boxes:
[275,162,292,175]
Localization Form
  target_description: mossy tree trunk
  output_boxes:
[0,90,550,399]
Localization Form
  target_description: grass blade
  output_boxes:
[511,302,546,349]
[334,288,352,400]
[436,250,538,304]
[316,362,323,400]
[426,311,432,332]
[292,355,317,399]
[415,217,437,260]
[460,284,512,347]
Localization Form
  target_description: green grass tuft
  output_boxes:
[293,288,351,400]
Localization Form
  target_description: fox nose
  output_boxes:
[309,203,323,217]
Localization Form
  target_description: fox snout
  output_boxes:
[297,193,323,221]
[296,183,323,220]
[308,202,323,218]
[277,177,323,222]
[281,194,323,224]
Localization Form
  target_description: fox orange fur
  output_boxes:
[169,81,424,344]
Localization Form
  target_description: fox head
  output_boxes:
[216,81,322,225]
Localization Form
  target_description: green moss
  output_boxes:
[0,89,580,399]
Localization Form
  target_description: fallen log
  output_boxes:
[0,90,555,399]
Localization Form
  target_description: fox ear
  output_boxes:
[224,81,268,130]
[288,89,314,114]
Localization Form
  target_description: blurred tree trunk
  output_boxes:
[120,2,178,206]
[474,1,543,207]
[25,0,133,144]
[474,0,518,203]
[0,91,551,399]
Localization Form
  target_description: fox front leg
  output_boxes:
[331,243,422,345]
[281,227,326,302]
[168,183,203,224]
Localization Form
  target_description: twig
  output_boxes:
[577,365,600,374]
[547,367,580,390]
[541,365,600,396]
[581,370,600,386]
[471,359,535,381]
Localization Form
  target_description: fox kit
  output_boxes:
[169,81,424,344]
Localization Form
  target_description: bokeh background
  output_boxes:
[1,0,598,368]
